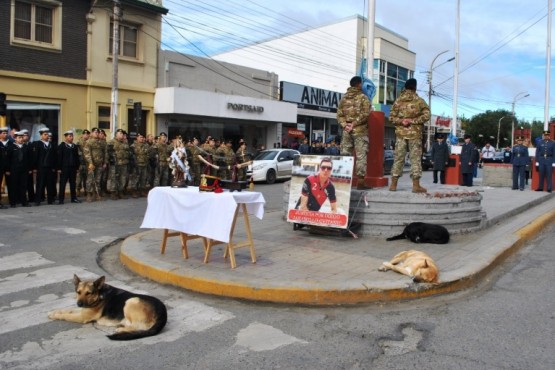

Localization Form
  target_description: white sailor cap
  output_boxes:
[64,130,74,136]
[14,131,25,137]
[0,127,8,132]
[38,127,50,134]
[20,129,29,134]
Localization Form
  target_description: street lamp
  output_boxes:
[497,116,506,150]
[427,51,455,150]
[511,92,529,146]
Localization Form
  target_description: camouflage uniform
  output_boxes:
[83,138,107,201]
[108,138,130,198]
[76,137,87,195]
[217,144,235,180]
[236,146,250,181]
[337,85,371,177]
[98,136,109,195]
[153,141,172,186]
[130,140,150,196]
[189,143,202,186]
[201,142,218,177]
[389,88,431,180]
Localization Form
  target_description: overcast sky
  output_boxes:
[161,0,553,123]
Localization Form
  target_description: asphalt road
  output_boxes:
[1,183,554,369]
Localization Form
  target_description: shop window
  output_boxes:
[98,106,111,130]
[11,0,62,51]
[110,22,139,59]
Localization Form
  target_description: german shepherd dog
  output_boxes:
[386,222,450,244]
[48,275,167,340]
[378,250,439,283]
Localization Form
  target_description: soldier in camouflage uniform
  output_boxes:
[217,140,235,180]
[201,137,218,177]
[98,129,109,196]
[388,78,431,193]
[146,134,156,189]
[236,141,249,181]
[188,137,202,186]
[108,129,130,199]
[76,129,90,197]
[337,76,371,189]
[130,133,150,197]
[153,132,172,186]
[83,128,107,202]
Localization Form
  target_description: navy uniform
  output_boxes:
[0,127,9,209]
[57,130,81,204]
[511,136,530,191]
[535,131,555,192]
[33,127,58,205]
[460,134,479,187]
[5,132,33,207]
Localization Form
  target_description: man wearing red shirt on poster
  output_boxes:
[299,157,337,213]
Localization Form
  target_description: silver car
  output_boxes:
[247,149,300,184]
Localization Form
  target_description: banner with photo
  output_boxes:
[287,155,354,229]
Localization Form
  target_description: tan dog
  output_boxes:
[378,250,439,283]
[48,275,167,340]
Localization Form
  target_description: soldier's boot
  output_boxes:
[95,193,103,202]
[357,176,368,190]
[111,192,118,201]
[118,191,125,200]
[389,177,399,191]
[412,178,427,193]
[131,190,139,199]
[86,192,93,203]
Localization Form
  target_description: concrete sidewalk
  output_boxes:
[120,175,555,305]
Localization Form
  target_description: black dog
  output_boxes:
[386,222,450,244]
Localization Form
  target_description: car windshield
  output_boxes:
[254,151,278,160]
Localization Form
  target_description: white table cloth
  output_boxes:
[141,187,265,243]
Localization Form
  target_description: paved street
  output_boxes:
[1,179,554,369]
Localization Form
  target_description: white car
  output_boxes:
[247,148,300,184]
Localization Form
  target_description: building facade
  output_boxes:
[0,0,167,141]
[213,15,417,148]
[155,50,297,151]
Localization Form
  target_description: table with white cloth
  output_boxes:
[140,186,266,268]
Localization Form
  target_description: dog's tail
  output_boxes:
[386,233,405,241]
[107,300,167,341]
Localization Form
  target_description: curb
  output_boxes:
[119,207,555,305]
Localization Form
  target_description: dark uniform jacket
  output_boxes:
[6,142,32,172]
[33,140,57,170]
[58,142,80,170]
[431,141,449,171]
[511,144,530,166]
[460,142,478,174]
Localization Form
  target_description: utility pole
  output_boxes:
[496,116,506,150]
[111,0,121,139]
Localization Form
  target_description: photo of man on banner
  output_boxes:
[287,155,354,229]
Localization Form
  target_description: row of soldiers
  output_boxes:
[0,126,254,208]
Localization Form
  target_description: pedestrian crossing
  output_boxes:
[0,252,235,368]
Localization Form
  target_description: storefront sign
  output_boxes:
[280,81,341,113]
[297,123,306,131]
[288,128,305,138]
[227,102,264,113]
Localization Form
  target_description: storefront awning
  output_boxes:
[7,102,60,110]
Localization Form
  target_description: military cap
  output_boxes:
[226,139,233,144]
[0,127,8,132]
[121,130,127,135]
[38,127,50,134]
[516,136,523,140]
[91,127,99,133]
[436,133,444,139]
[405,78,417,90]
[47,132,52,137]
[21,129,29,134]
[464,134,472,139]
[82,129,91,134]
[159,132,167,137]
[14,131,25,137]
[543,130,550,135]
[137,133,145,138]
[64,130,74,136]
[115,128,124,133]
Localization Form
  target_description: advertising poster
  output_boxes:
[287,155,354,229]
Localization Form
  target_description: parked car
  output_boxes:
[247,148,300,184]
[383,149,394,174]
[421,150,433,171]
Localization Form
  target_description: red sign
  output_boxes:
[287,128,305,138]
[436,117,451,127]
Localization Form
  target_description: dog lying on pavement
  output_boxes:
[48,275,167,340]
[378,250,439,283]
[386,222,450,244]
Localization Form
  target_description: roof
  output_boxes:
[122,0,169,15]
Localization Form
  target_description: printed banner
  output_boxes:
[287,155,354,229]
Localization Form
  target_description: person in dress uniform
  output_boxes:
[33,127,57,205]
[430,133,449,184]
[460,134,479,187]
[5,132,33,207]
[0,127,9,209]
[535,130,555,193]
[511,136,530,191]
[57,130,81,204]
